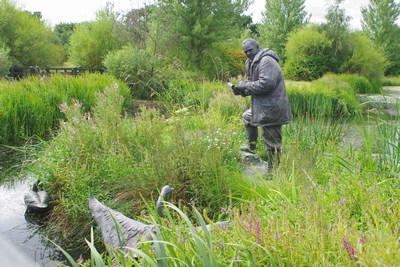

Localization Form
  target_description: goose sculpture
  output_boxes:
[89,185,174,253]
[24,182,51,213]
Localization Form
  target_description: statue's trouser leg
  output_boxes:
[261,126,282,169]
[242,109,258,152]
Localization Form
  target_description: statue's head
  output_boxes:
[242,38,260,60]
[161,185,174,200]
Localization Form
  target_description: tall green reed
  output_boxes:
[0,74,131,144]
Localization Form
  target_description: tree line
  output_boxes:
[0,0,399,83]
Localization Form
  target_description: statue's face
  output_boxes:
[242,40,259,60]
[243,46,258,60]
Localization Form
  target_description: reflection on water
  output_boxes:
[0,179,62,266]
[0,147,62,266]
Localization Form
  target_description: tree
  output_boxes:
[284,26,332,81]
[156,0,251,69]
[122,5,155,49]
[362,0,400,75]
[68,4,126,67]
[54,23,76,46]
[0,0,65,66]
[0,44,11,77]
[341,32,388,79]
[321,0,352,73]
[259,0,309,62]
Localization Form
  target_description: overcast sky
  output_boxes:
[16,0,370,30]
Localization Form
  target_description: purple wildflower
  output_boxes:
[274,232,279,240]
[342,237,357,259]
[248,205,254,232]
[256,218,262,244]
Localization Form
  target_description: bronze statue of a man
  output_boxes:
[231,38,292,169]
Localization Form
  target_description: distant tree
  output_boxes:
[341,32,388,79]
[0,0,65,66]
[284,26,332,81]
[362,0,400,75]
[0,44,11,77]
[54,23,76,46]
[122,5,155,49]
[319,0,352,73]
[68,4,125,67]
[155,0,251,69]
[259,0,309,61]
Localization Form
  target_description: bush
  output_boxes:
[200,43,246,80]
[340,32,388,80]
[103,45,165,99]
[0,0,65,67]
[68,13,125,68]
[284,27,332,81]
[0,44,11,78]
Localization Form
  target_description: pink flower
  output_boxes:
[342,237,357,259]
[274,232,279,240]
[256,218,262,244]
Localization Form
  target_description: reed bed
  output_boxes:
[0,74,131,144]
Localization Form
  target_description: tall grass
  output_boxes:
[381,76,400,86]
[31,83,246,248]
[286,73,365,118]
[0,74,131,144]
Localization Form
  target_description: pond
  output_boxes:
[0,148,63,266]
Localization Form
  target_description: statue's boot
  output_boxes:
[240,126,258,153]
[267,148,281,170]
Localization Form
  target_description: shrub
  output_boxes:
[340,32,388,80]
[200,43,246,80]
[0,44,11,78]
[68,11,125,68]
[103,45,165,99]
[284,27,332,81]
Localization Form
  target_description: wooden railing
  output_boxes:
[9,66,105,79]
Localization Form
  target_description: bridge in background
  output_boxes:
[9,66,105,79]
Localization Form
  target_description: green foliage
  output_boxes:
[0,74,130,144]
[332,73,381,94]
[284,27,332,81]
[198,42,246,80]
[0,0,65,66]
[54,22,76,46]
[287,74,360,118]
[121,5,155,49]
[52,112,400,266]
[381,75,400,86]
[259,0,309,61]
[68,7,126,67]
[362,0,400,75]
[341,32,388,79]
[156,0,251,69]
[32,82,245,245]
[320,0,352,73]
[0,43,11,77]
[103,45,165,99]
